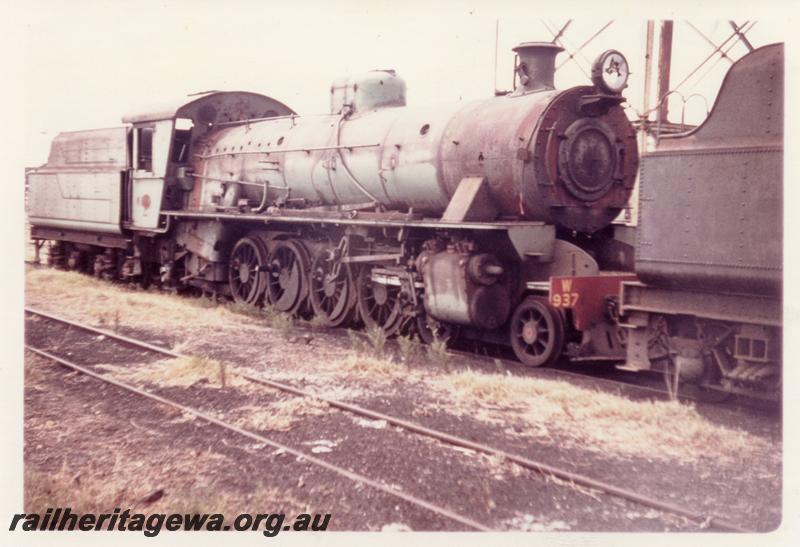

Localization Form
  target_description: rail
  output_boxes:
[25,307,752,533]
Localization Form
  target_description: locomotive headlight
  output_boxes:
[591,50,629,95]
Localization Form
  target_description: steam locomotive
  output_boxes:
[27,41,639,368]
[26,37,783,399]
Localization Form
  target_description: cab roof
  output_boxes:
[121,91,295,125]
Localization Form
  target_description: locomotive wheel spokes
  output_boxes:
[510,296,564,367]
[265,239,309,314]
[309,248,354,327]
[229,236,268,305]
[356,266,403,336]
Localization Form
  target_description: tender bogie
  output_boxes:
[620,308,780,400]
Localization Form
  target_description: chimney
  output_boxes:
[511,42,564,94]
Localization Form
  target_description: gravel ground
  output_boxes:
[23,269,783,532]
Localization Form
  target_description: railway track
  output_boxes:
[25,306,752,532]
[448,346,678,402]
[24,261,772,409]
[448,346,776,411]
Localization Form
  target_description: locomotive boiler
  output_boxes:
[193,42,636,234]
[27,42,639,367]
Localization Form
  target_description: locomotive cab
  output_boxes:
[126,118,173,230]
[121,91,296,230]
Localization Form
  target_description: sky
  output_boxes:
[9,1,788,167]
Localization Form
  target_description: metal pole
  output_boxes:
[551,19,572,44]
[642,20,655,151]
[729,21,755,52]
[555,20,614,71]
[657,20,674,124]
[686,21,733,62]
[669,23,750,94]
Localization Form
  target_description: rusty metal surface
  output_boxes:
[122,91,295,125]
[549,274,637,331]
[636,43,783,295]
[421,247,510,329]
[526,86,638,233]
[439,90,556,216]
[185,46,638,234]
[510,42,562,94]
[439,85,637,233]
[127,93,294,232]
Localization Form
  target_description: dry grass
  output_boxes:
[333,355,399,377]
[25,269,262,332]
[26,269,777,467]
[26,469,129,514]
[269,312,294,338]
[426,337,451,369]
[396,333,421,365]
[431,370,776,464]
[303,314,330,330]
[24,353,47,389]
[25,465,307,520]
[161,483,308,522]
[223,301,272,320]
[256,370,369,402]
[224,302,294,335]
[96,355,245,389]
[233,397,329,432]
[25,269,306,345]
[24,444,201,515]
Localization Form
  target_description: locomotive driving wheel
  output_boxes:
[228,236,268,305]
[265,239,309,314]
[308,247,355,327]
[356,266,403,336]
[510,296,564,367]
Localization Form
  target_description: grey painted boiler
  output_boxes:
[189,43,638,234]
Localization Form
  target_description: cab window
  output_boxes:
[172,118,194,163]
[136,127,154,171]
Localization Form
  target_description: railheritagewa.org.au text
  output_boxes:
[9,507,331,537]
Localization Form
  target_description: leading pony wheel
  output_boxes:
[509,296,564,367]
